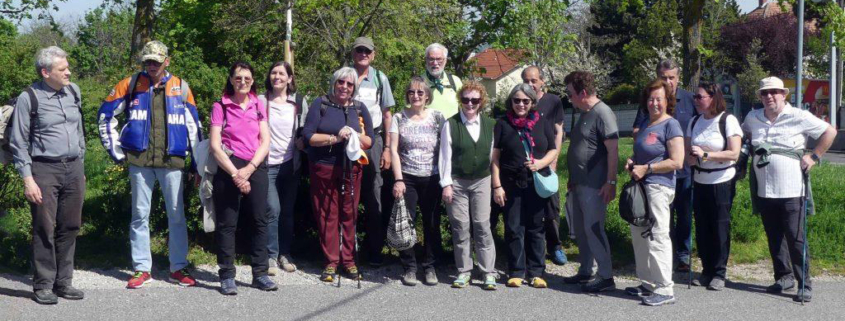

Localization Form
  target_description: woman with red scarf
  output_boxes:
[492,84,559,288]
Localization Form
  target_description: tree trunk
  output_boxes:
[129,0,155,67]
[682,0,705,90]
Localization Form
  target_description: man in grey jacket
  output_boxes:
[10,46,86,305]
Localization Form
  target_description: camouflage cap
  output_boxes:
[140,41,168,63]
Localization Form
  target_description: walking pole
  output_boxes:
[800,171,809,304]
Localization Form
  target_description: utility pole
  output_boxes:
[284,0,294,68]
[796,0,805,110]
[831,30,838,127]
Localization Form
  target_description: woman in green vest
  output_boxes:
[438,81,497,290]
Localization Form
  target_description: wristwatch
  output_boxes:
[608,179,617,185]
[811,153,821,163]
[702,152,709,161]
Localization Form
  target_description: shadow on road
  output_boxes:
[0,287,32,299]
[289,282,389,321]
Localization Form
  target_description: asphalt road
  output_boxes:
[1,266,843,321]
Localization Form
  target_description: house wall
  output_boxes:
[480,65,527,104]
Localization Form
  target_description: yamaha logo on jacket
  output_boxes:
[97,72,203,163]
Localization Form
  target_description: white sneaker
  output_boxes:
[268,258,280,276]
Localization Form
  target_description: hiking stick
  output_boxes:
[800,171,809,304]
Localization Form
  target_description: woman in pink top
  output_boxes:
[209,62,276,295]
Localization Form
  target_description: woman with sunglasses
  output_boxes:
[491,84,558,288]
[686,82,742,291]
[210,61,276,295]
[624,79,684,306]
[389,76,446,286]
[302,67,373,283]
[438,81,497,290]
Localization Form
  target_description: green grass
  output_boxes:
[555,138,845,275]
[2,137,844,276]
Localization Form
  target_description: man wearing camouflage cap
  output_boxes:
[97,41,203,289]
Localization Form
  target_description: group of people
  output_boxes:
[5,38,836,307]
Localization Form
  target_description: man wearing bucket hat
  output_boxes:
[350,36,396,267]
[98,40,203,289]
[741,76,836,303]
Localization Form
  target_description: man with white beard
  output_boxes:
[423,43,463,118]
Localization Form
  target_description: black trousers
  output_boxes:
[545,192,562,252]
[503,181,547,279]
[30,159,85,290]
[398,174,442,272]
[361,135,386,261]
[758,196,812,289]
[693,181,735,279]
[213,156,270,280]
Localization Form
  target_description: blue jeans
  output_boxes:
[128,166,189,272]
[267,160,299,259]
[670,175,693,264]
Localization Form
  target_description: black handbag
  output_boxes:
[619,179,655,239]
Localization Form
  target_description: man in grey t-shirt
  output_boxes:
[562,71,619,293]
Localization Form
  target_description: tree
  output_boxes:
[681,0,705,88]
[0,0,67,21]
[129,0,155,65]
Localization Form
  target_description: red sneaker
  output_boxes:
[169,268,197,287]
[127,271,152,289]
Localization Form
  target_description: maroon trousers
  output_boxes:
[309,162,362,268]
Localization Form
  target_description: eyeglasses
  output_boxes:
[461,97,481,105]
[355,47,372,55]
[426,57,445,63]
[233,76,253,84]
[760,89,782,97]
[406,90,426,97]
[693,94,710,100]
[143,60,163,67]
[511,98,532,105]
[336,79,355,88]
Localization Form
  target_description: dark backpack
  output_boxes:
[619,179,654,239]
[1,86,81,162]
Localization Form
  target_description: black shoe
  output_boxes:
[54,286,84,300]
[766,276,795,294]
[793,288,812,302]
[562,274,593,284]
[252,275,278,291]
[625,285,653,297]
[581,277,615,293]
[33,289,58,305]
[343,266,363,280]
[219,278,238,295]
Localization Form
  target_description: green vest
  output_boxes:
[448,114,494,180]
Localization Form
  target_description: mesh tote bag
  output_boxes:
[386,197,417,251]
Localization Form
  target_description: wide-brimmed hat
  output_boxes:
[757,76,789,95]
[352,37,375,51]
[140,41,168,63]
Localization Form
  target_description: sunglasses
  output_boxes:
[406,90,426,97]
[693,94,710,100]
[512,98,532,105]
[233,76,253,84]
[760,89,782,97]
[355,47,373,55]
[461,97,481,105]
[336,79,355,88]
